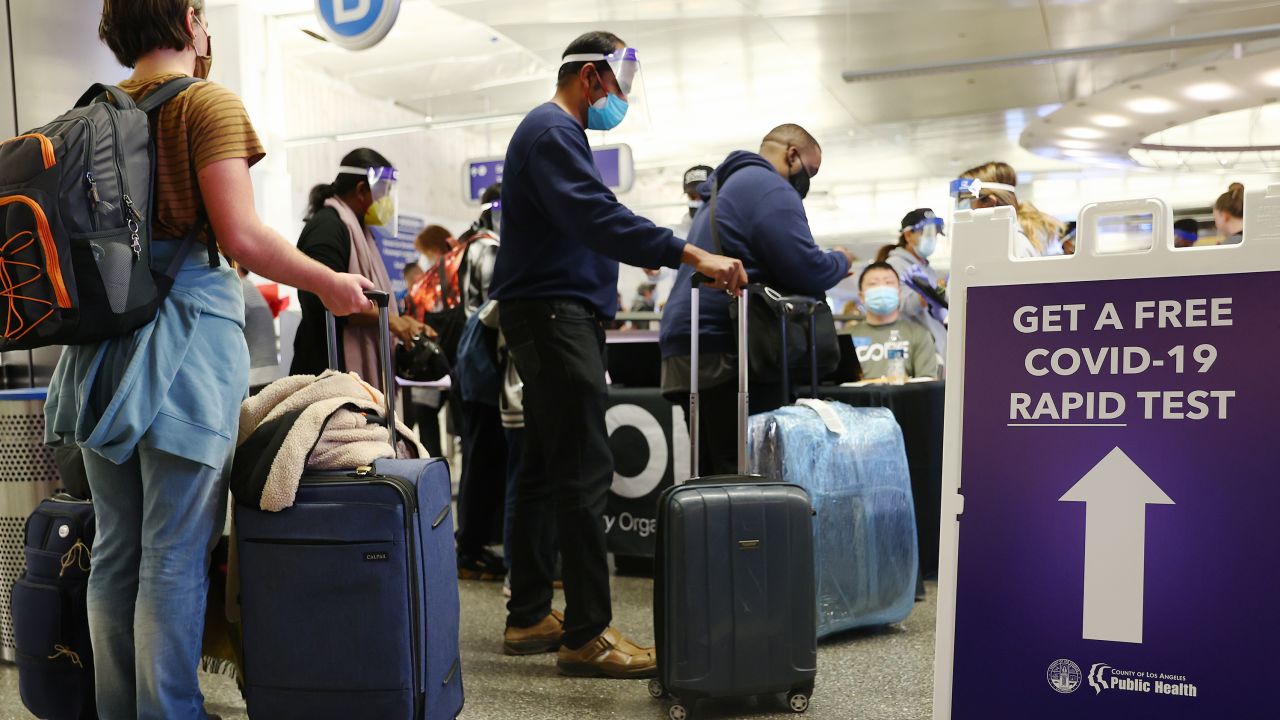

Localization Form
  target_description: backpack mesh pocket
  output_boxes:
[88,233,134,313]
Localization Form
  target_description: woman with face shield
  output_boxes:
[873,208,949,361]
[290,148,427,382]
[954,161,1065,258]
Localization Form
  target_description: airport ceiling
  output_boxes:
[264,0,1280,180]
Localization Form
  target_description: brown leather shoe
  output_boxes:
[556,627,657,679]
[503,610,565,656]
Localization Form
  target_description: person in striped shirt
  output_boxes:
[51,3,371,718]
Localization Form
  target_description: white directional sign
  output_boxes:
[1059,447,1173,644]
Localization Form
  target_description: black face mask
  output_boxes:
[787,155,811,199]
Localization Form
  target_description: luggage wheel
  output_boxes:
[648,679,669,699]
[667,702,690,720]
[786,689,811,714]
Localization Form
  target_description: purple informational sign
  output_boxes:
[594,146,621,188]
[464,145,632,202]
[948,270,1280,718]
[467,159,504,203]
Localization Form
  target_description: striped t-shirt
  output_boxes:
[117,73,265,244]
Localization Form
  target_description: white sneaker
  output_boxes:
[502,573,512,598]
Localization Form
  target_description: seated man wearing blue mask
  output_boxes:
[848,261,939,381]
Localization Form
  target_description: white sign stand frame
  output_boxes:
[932,184,1280,719]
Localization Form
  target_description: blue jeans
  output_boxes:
[84,447,226,720]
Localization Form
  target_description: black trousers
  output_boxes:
[499,298,612,648]
[673,376,786,478]
[412,396,444,459]
[456,400,508,551]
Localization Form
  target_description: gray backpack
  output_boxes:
[0,77,216,351]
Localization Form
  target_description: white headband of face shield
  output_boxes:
[902,216,944,233]
[955,177,1016,199]
[559,48,639,95]
[338,165,398,183]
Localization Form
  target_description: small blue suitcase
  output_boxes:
[10,493,96,720]
[236,459,463,720]
[235,292,464,720]
[749,403,919,638]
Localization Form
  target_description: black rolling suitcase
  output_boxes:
[649,280,818,720]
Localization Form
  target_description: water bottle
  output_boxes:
[886,328,907,385]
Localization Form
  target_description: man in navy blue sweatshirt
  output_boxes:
[490,30,746,679]
[658,125,854,477]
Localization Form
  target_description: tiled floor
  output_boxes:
[0,577,936,719]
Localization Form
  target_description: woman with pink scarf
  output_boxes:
[291,148,427,382]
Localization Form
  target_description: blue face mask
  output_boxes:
[916,225,938,258]
[863,286,900,316]
[587,92,629,131]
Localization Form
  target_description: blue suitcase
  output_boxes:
[235,292,464,720]
[10,493,96,720]
[749,402,919,638]
[651,284,818,719]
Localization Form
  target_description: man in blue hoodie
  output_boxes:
[490,30,746,679]
[659,124,854,477]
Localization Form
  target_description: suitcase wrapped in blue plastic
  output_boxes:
[749,403,918,638]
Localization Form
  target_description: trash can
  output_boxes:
[0,387,58,662]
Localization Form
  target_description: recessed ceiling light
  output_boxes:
[1063,127,1105,139]
[1092,114,1130,128]
[1057,139,1097,150]
[1062,149,1101,159]
[1184,82,1236,102]
[1262,69,1280,88]
[1127,97,1176,114]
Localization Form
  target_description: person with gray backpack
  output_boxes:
[15,3,371,719]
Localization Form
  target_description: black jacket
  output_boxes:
[291,207,350,376]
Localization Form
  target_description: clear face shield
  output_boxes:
[340,165,399,235]
[560,47,649,132]
[904,212,945,259]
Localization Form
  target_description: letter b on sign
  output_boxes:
[316,0,400,50]
[333,0,370,24]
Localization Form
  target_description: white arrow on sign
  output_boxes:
[1059,447,1174,644]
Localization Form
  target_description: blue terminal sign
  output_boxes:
[464,145,634,202]
[315,0,401,51]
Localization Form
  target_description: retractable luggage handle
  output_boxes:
[325,290,397,446]
[690,274,751,476]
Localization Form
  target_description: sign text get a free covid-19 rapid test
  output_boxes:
[1007,297,1235,425]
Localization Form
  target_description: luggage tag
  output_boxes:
[794,398,848,435]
